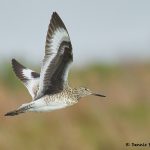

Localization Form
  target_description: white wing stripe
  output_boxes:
[40,53,56,92]
[26,78,39,99]
[50,28,70,52]
[38,28,70,96]
[12,59,40,100]
[22,69,34,80]
[63,62,72,82]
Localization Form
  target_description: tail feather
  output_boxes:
[5,110,23,116]
[5,104,31,116]
[5,109,25,116]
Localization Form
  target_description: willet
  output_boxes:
[5,12,106,116]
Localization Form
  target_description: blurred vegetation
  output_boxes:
[1,61,150,150]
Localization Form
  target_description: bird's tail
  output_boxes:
[5,104,30,116]
[4,109,24,116]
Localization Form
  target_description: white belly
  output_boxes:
[28,97,73,112]
[32,103,68,112]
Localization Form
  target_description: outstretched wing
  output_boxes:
[12,59,40,99]
[36,12,73,99]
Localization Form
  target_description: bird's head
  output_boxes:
[76,87,106,98]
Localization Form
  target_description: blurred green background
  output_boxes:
[1,62,150,150]
[1,0,150,149]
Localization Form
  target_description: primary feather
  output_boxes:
[12,59,40,99]
[35,12,73,99]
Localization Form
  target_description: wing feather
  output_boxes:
[12,59,40,99]
[36,12,73,99]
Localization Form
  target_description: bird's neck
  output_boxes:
[72,88,83,100]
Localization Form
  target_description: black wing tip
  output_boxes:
[11,58,28,82]
[52,12,59,16]
[11,58,26,69]
[12,58,16,62]
[50,11,67,31]
[11,58,40,80]
[12,58,17,65]
[52,12,61,19]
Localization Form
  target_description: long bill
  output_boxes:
[92,93,106,97]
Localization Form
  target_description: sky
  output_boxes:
[0,0,150,66]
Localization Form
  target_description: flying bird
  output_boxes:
[5,12,106,116]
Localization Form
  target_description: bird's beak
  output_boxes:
[92,93,106,97]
